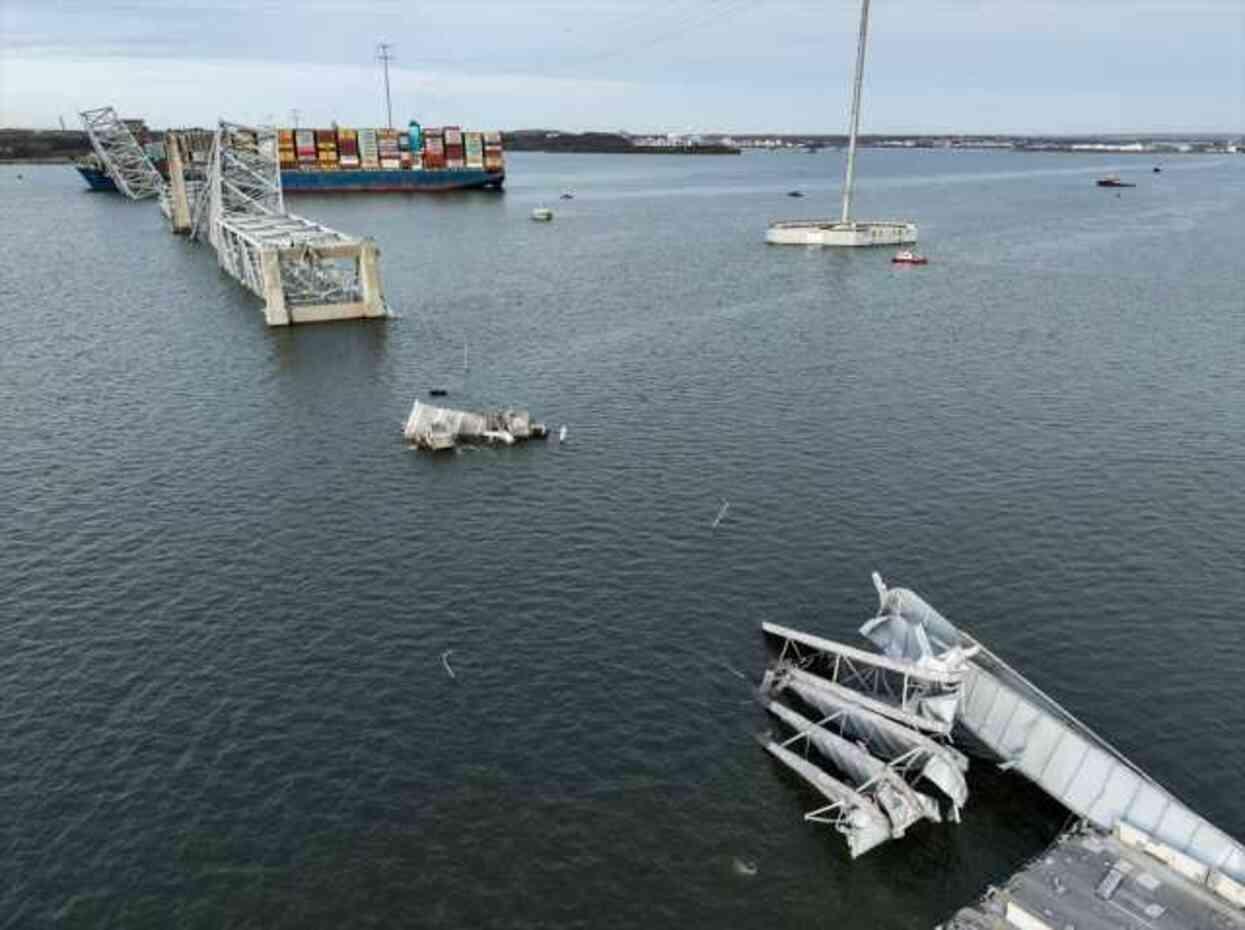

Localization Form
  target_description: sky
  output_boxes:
[1,0,1242,134]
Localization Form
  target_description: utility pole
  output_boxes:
[377,42,395,129]
[290,108,301,128]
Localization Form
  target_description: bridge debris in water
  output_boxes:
[79,106,163,200]
[403,400,548,452]
[758,574,976,857]
[758,573,1245,927]
[81,105,389,327]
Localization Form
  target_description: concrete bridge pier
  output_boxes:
[164,132,192,234]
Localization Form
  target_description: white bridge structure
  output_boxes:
[180,122,387,326]
[79,106,164,200]
[760,574,1245,927]
[82,106,388,327]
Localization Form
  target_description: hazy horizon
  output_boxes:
[2,1,1242,135]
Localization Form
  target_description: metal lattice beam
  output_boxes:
[191,120,386,325]
[79,106,165,200]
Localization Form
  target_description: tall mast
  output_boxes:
[840,0,871,224]
[378,42,395,129]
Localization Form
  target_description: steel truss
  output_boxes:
[191,122,385,324]
[768,627,964,735]
[79,106,165,200]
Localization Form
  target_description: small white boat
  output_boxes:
[531,207,554,222]
[891,249,928,265]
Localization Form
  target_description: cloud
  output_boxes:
[2,0,1241,132]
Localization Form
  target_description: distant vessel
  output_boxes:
[1096,175,1136,188]
[766,0,918,247]
[531,207,554,222]
[891,249,927,265]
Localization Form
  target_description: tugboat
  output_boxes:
[891,249,927,265]
[1096,175,1136,188]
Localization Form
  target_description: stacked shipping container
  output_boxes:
[295,129,317,165]
[314,130,338,169]
[377,129,401,169]
[483,131,504,173]
[337,129,360,168]
[273,124,503,185]
[464,132,485,169]
[278,129,297,168]
[422,129,446,170]
[358,128,380,168]
[444,126,465,169]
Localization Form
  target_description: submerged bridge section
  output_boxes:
[958,639,1245,892]
[173,122,387,326]
[760,575,1245,929]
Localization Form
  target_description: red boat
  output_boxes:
[892,249,928,265]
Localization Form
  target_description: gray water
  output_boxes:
[2,150,1243,929]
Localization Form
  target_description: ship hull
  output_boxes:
[76,165,118,192]
[766,220,918,247]
[281,168,504,193]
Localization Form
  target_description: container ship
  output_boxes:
[78,120,505,194]
[281,122,504,192]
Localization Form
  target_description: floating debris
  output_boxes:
[404,399,548,453]
[531,207,554,222]
[441,649,457,679]
[712,500,730,529]
[731,857,758,877]
[715,657,748,681]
